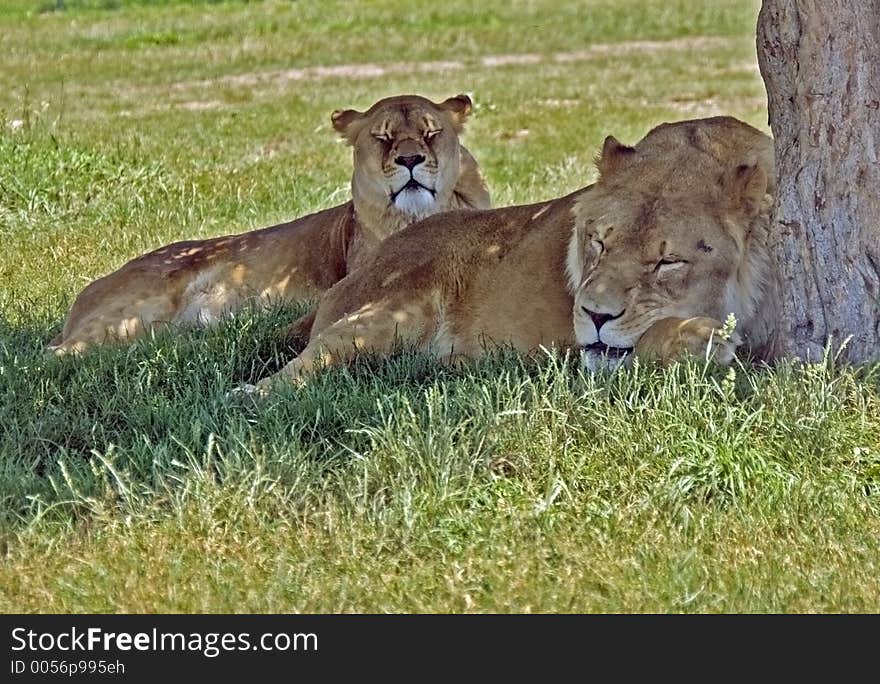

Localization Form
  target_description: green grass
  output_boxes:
[2,0,879,613]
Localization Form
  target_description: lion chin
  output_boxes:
[49,93,491,356]
[393,184,437,217]
[580,344,633,373]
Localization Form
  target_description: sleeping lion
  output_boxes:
[50,94,491,355]
[254,116,776,392]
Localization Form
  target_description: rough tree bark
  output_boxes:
[757,0,880,362]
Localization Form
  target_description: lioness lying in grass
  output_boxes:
[51,94,491,355]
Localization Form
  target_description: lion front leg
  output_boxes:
[634,316,742,366]
[254,297,437,394]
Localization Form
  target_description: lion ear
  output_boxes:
[596,135,637,180]
[330,108,366,143]
[438,94,473,131]
[723,162,770,217]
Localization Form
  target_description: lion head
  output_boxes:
[566,117,776,371]
[330,94,487,235]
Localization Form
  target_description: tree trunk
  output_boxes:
[756,0,880,362]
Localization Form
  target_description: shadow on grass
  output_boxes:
[2,298,879,532]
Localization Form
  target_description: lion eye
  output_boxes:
[372,132,393,143]
[424,129,442,141]
[591,239,605,255]
[655,257,687,274]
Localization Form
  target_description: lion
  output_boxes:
[253,116,776,392]
[49,94,491,355]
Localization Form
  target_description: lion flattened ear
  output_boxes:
[330,108,366,143]
[723,162,770,217]
[438,94,473,131]
[596,135,637,180]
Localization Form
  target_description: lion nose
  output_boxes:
[582,307,623,331]
[395,154,426,170]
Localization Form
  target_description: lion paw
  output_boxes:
[224,382,264,401]
[225,368,304,400]
[247,360,308,397]
[635,316,742,366]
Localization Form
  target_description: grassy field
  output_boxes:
[1,0,879,613]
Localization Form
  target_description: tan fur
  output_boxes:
[633,316,741,366]
[50,94,490,355]
[255,116,776,391]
